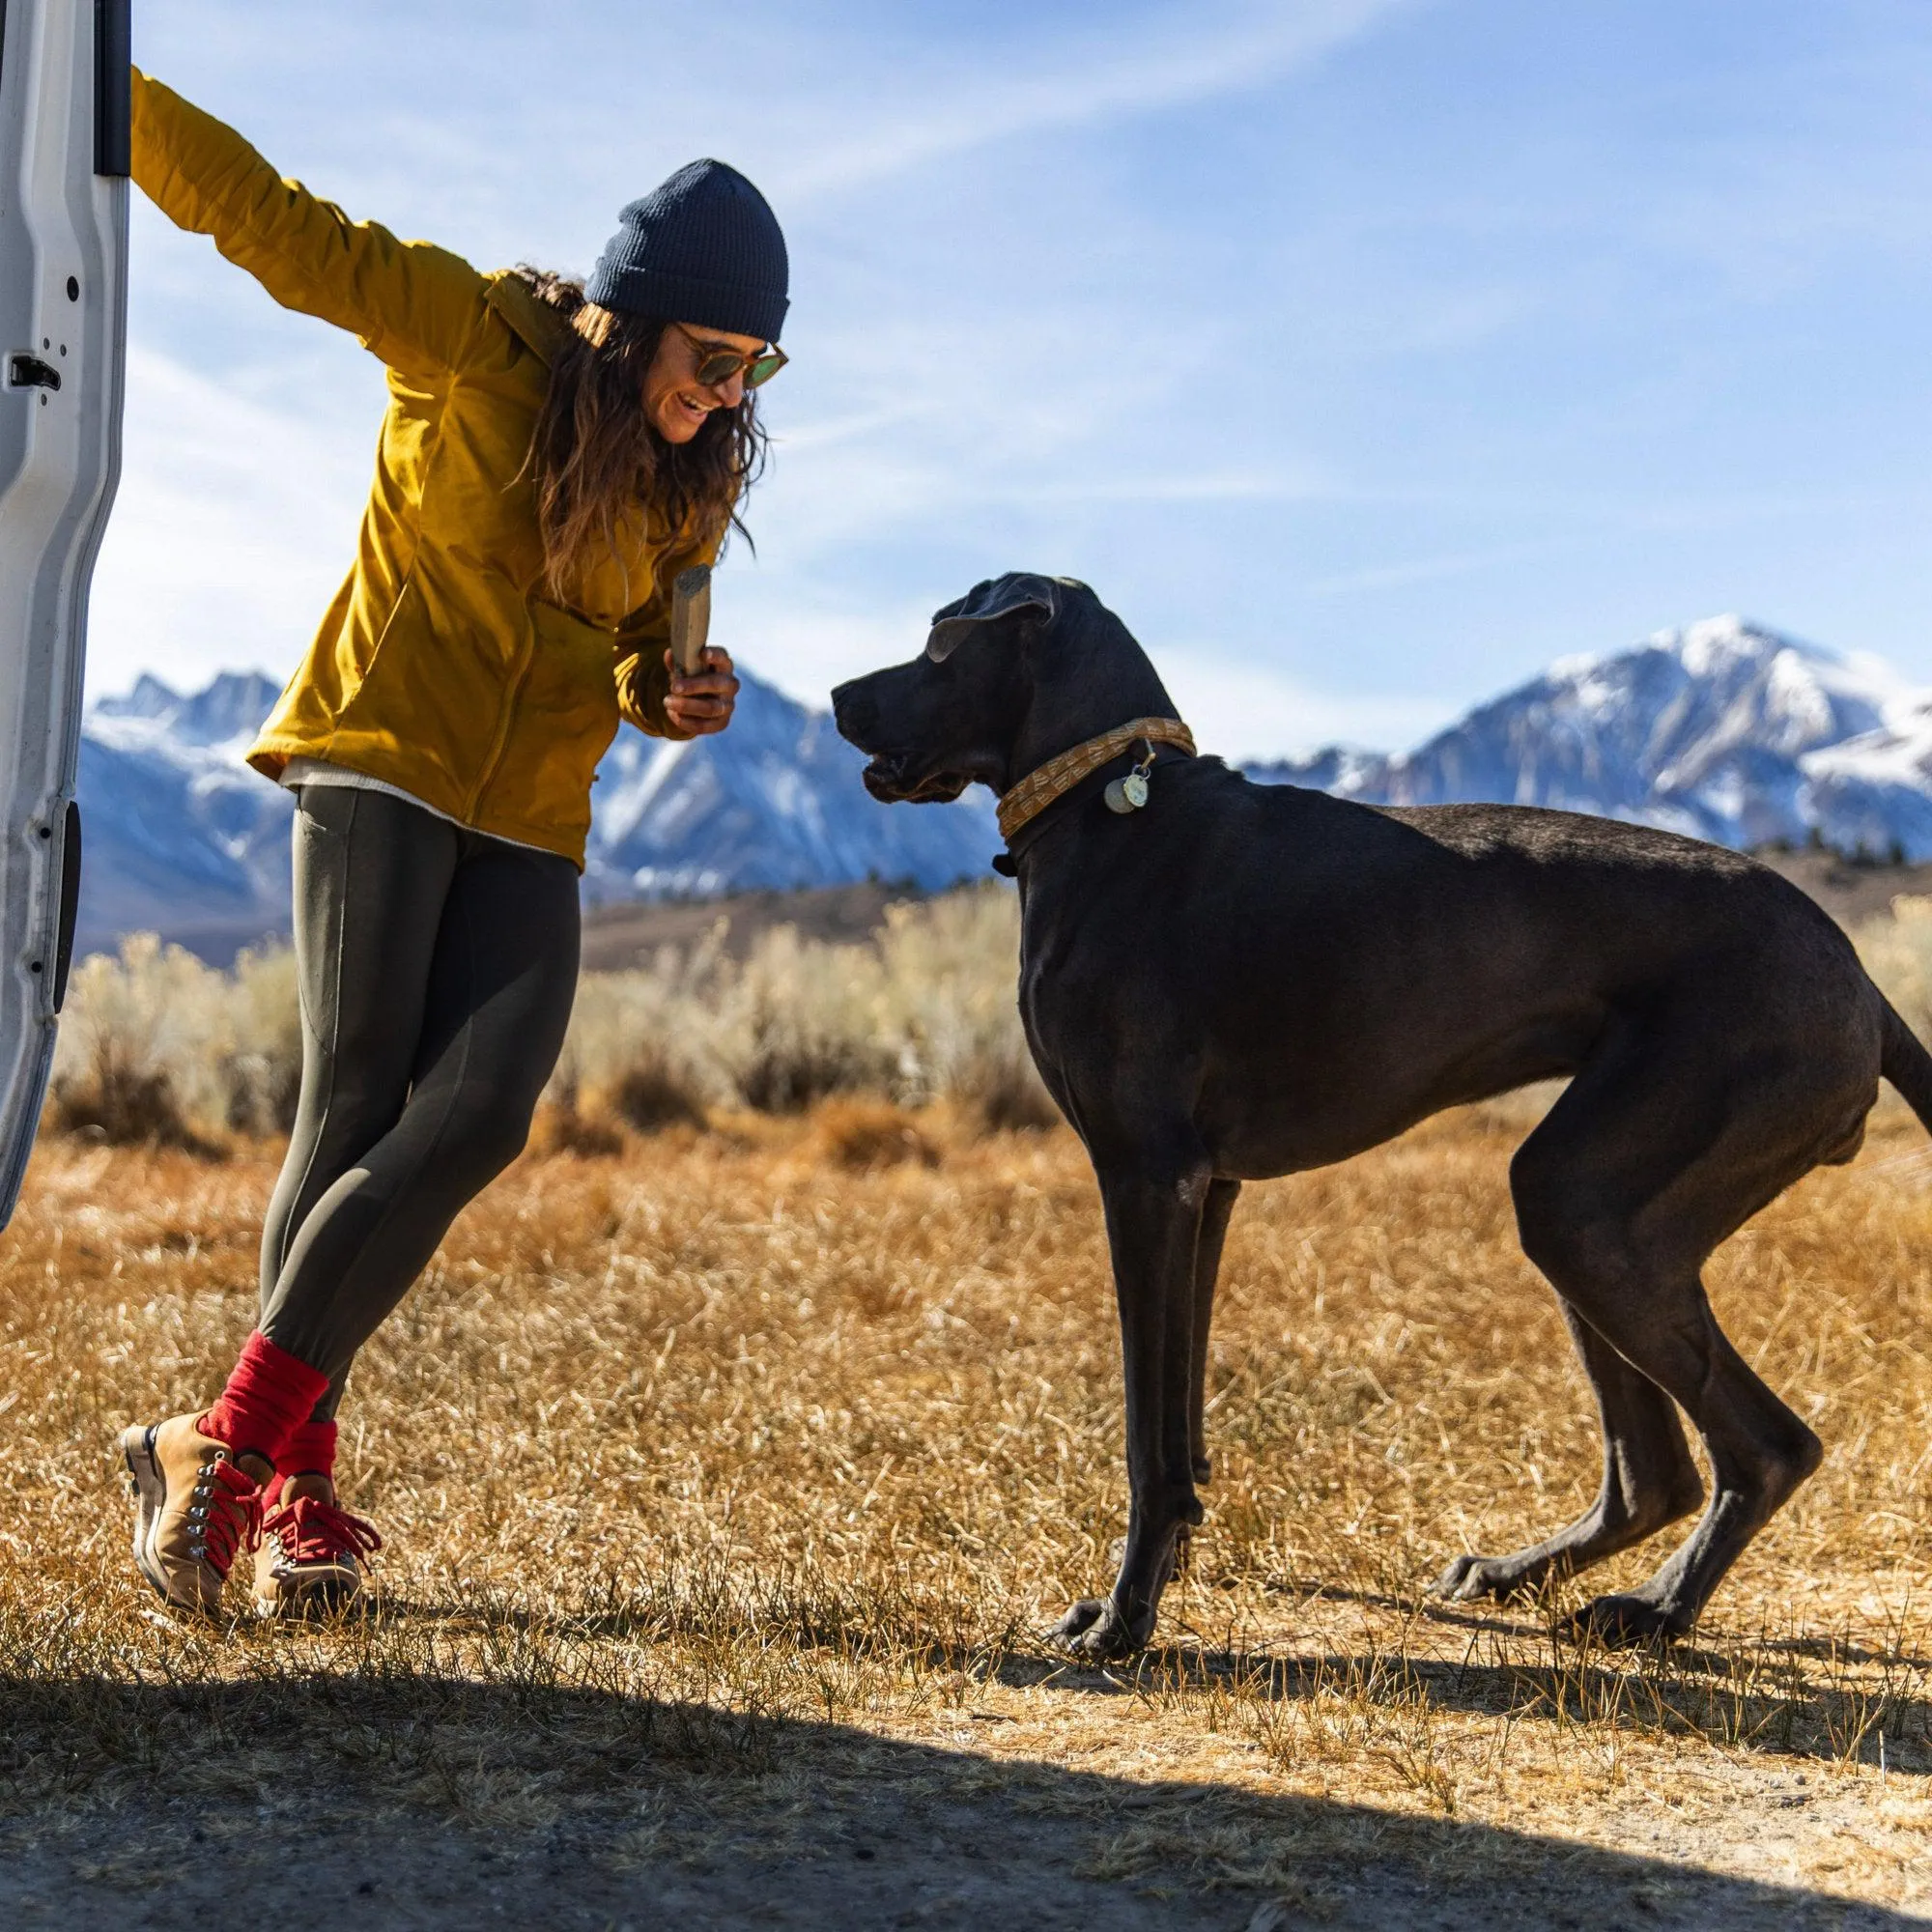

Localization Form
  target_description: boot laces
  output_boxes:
[187,1457,264,1578]
[264,1494,383,1569]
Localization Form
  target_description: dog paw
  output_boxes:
[1560,1593,1688,1650]
[1050,1598,1108,1643]
[1050,1598,1146,1660]
[1432,1553,1540,1604]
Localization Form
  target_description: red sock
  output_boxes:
[199,1332,330,1468]
[277,1419,337,1487]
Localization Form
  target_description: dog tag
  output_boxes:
[1104,771,1149,814]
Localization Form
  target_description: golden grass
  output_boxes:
[3,1104,1931,1921]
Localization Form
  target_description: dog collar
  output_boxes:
[997,717,1196,843]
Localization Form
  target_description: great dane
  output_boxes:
[831,573,1932,1659]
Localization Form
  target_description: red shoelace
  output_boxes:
[263,1494,383,1569]
[193,1458,264,1577]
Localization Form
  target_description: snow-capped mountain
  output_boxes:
[80,671,296,960]
[582,671,994,900]
[1248,616,1932,860]
[73,614,1932,962]
[73,666,999,961]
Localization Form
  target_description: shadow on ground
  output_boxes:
[0,1677,1913,1930]
[372,1588,1932,1779]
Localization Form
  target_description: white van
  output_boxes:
[0,0,129,1223]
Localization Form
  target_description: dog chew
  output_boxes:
[669,564,713,676]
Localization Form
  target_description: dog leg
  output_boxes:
[1494,1044,1835,1645]
[1187,1178,1240,1486]
[1546,1266,1818,1646]
[1053,1151,1209,1660]
[1434,1306,1702,1603]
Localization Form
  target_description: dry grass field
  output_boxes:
[2,1094,1931,1928]
[6,888,1932,1927]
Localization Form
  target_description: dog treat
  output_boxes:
[668,565,713,677]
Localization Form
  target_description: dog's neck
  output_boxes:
[1009,673,1176,785]
[998,717,1196,842]
[988,606,1191,874]
[995,735,1196,878]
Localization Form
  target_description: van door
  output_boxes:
[0,0,129,1225]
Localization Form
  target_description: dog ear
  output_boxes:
[925,573,1059,662]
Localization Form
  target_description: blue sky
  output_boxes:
[93,0,1932,757]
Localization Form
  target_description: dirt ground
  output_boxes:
[0,1723,1918,1930]
[2,1105,1929,1927]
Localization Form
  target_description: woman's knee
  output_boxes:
[435,1083,545,1188]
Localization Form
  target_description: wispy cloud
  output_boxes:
[1156,639,1458,761]
[783,0,1420,198]
[89,345,371,696]
[1299,536,1577,598]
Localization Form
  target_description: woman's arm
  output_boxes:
[613,630,696,741]
[131,69,488,374]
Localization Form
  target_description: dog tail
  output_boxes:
[1881,998,1932,1137]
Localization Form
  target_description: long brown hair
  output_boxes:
[513,267,768,601]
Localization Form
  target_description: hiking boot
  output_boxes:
[253,1473,381,1619]
[120,1415,266,1614]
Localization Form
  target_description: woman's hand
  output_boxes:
[664,646,740,736]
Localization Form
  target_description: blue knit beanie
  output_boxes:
[585,159,789,343]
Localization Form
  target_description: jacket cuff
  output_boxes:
[616,642,696,741]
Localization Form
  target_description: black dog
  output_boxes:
[832,573,1932,1658]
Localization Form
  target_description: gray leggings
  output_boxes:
[259,786,580,1418]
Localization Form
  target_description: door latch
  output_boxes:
[6,355,61,391]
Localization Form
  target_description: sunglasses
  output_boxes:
[674,324,788,390]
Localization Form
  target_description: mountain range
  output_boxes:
[1248,615,1932,862]
[75,667,999,962]
[72,614,1932,961]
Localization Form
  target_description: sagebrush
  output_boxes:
[47,885,1057,1149]
[50,880,1932,1154]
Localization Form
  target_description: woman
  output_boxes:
[116,69,789,1617]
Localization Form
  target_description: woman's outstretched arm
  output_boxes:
[130,69,488,375]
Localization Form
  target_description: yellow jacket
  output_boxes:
[130,71,709,867]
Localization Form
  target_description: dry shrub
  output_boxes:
[48,889,1045,1155]
[532,1091,627,1159]
[81,881,1932,1164]
[1856,893,1932,1039]
[810,1097,939,1170]
[48,1044,201,1150]
[47,934,299,1151]
[61,889,1932,1166]
[607,1056,708,1132]
[547,932,728,1119]
[217,943,303,1134]
[954,1033,1062,1133]
[542,884,1036,1125]
[722,925,899,1111]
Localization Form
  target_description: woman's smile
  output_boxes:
[645,322,761,442]
[668,386,718,434]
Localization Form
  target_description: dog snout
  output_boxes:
[831,679,878,748]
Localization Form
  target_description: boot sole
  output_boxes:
[119,1424,175,1605]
